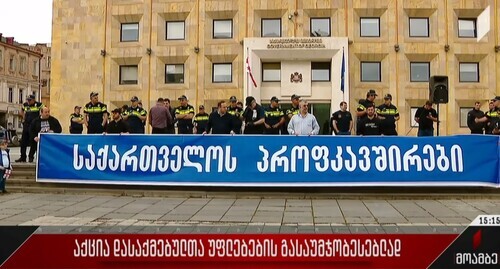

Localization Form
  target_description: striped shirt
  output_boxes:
[287,113,320,135]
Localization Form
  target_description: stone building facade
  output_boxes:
[0,35,43,131]
[51,0,500,135]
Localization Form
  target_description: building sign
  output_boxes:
[267,38,326,49]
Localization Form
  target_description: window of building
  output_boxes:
[165,64,184,83]
[459,63,479,82]
[212,63,232,83]
[410,62,430,82]
[119,65,138,85]
[8,88,13,103]
[360,62,381,82]
[310,18,331,37]
[0,50,3,68]
[33,60,38,75]
[261,18,281,37]
[262,63,280,82]
[47,56,51,68]
[360,18,380,37]
[166,21,185,40]
[9,55,15,71]
[18,89,24,104]
[458,19,476,38]
[409,18,429,37]
[459,107,472,128]
[19,57,26,73]
[213,19,232,39]
[120,23,139,42]
[410,107,419,127]
[311,62,331,81]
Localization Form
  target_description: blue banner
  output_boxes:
[37,134,500,187]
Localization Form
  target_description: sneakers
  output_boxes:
[15,158,26,163]
[28,158,34,163]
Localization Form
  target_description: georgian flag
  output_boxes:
[246,57,258,88]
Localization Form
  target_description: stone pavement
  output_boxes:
[0,193,499,233]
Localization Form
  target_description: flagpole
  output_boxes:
[246,47,250,97]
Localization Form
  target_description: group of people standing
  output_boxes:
[66,89,500,138]
[330,89,440,137]
[467,96,500,135]
[69,92,322,136]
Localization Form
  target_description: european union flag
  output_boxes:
[340,47,345,92]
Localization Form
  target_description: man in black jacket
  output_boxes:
[204,101,236,134]
[467,101,485,134]
[30,107,62,159]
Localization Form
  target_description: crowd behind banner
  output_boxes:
[14,89,500,155]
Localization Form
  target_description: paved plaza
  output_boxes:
[0,193,498,233]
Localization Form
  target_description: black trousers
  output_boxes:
[152,127,167,134]
[20,127,36,161]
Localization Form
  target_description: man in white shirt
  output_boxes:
[287,100,320,135]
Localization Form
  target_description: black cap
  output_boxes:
[384,94,392,100]
[493,96,500,101]
[245,96,255,106]
[229,96,237,102]
[367,89,378,96]
[27,94,36,100]
[178,95,187,100]
[90,92,98,98]
[291,94,300,100]
[271,96,279,103]
[111,108,121,114]
[130,96,139,102]
[74,105,81,109]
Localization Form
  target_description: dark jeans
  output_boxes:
[87,124,104,134]
[20,127,36,161]
[0,171,5,191]
[417,129,434,137]
[178,125,193,134]
[152,127,167,134]
[337,131,351,135]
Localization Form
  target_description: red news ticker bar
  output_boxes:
[2,234,457,269]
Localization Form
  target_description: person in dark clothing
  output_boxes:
[467,101,485,134]
[16,94,44,162]
[227,96,244,134]
[282,94,301,135]
[358,105,381,136]
[204,101,236,134]
[69,106,84,134]
[414,100,438,137]
[84,92,108,134]
[193,105,209,134]
[175,95,195,134]
[106,108,130,134]
[164,98,176,134]
[476,97,500,134]
[356,89,377,135]
[376,94,399,135]
[331,101,353,135]
[30,108,63,158]
[123,96,147,134]
[243,96,265,134]
[264,96,285,135]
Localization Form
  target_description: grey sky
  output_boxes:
[0,0,52,44]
